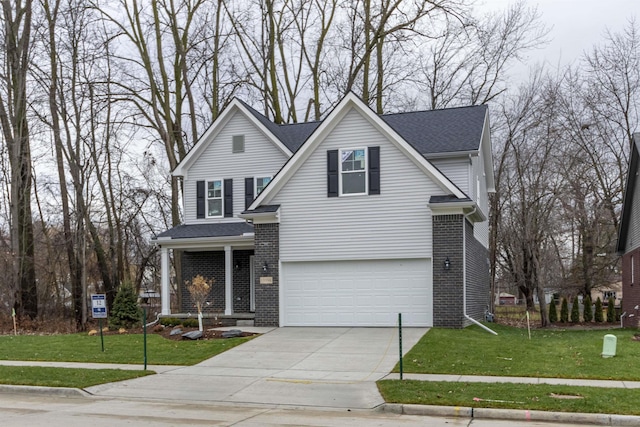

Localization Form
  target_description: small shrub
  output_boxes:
[570,296,580,323]
[594,297,604,323]
[548,300,558,323]
[109,284,142,330]
[560,298,569,323]
[607,297,616,323]
[583,295,593,322]
[160,317,182,327]
[182,318,199,328]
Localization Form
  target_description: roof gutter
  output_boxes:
[463,206,497,335]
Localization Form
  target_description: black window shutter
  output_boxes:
[245,177,254,210]
[327,150,339,197]
[196,180,205,218]
[369,146,380,195]
[224,179,233,217]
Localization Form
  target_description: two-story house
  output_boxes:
[153,93,494,328]
[617,133,640,327]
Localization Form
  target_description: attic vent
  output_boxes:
[232,135,245,153]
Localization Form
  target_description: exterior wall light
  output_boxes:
[263,262,269,272]
[444,257,451,270]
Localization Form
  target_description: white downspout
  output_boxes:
[463,207,497,335]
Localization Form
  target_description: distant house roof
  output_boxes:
[238,98,487,156]
[617,134,640,254]
[154,222,254,240]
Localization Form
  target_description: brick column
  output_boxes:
[432,214,464,328]
[254,223,280,326]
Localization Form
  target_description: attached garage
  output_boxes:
[281,259,432,327]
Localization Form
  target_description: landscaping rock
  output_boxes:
[182,330,203,340]
[222,329,242,338]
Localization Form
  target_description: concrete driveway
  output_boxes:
[87,327,428,409]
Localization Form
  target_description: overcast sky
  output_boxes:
[479,0,638,72]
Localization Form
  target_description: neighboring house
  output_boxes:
[153,93,494,328]
[617,133,640,327]
[589,282,622,307]
[497,292,517,305]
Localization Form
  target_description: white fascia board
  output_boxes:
[151,235,254,250]
[237,210,279,224]
[250,93,465,209]
[424,151,477,159]
[429,200,486,222]
[480,111,496,193]
[172,99,292,178]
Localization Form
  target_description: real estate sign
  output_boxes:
[91,294,107,319]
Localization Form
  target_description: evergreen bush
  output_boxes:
[607,297,616,323]
[109,284,142,330]
[548,300,558,323]
[594,297,604,323]
[570,296,580,323]
[583,295,593,322]
[560,298,569,323]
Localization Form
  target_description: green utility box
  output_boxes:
[602,334,617,358]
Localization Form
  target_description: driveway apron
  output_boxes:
[86,327,428,409]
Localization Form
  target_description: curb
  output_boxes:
[0,385,92,398]
[381,403,640,426]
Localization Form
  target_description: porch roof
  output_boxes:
[153,222,254,240]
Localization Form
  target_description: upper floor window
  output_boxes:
[232,135,245,153]
[340,148,367,195]
[207,180,223,217]
[256,176,272,195]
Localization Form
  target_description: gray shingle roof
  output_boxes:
[154,222,254,240]
[240,99,486,155]
[429,195,472,204]
[381,105,488,154]
[239,100,319,153]
[241,204,280,214]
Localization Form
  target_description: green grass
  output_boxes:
[398,324,640,380]
[0,366,153,388]
[378,380,640,415]
[0,333,253,365]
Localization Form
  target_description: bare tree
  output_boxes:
[0,0,38,318]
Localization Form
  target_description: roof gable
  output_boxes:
[172,98,293,177]
[249,93,467,210]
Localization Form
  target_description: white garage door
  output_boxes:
[281,259,432,327]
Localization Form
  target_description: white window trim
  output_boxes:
[255,176,272,196]
[206,178,224,218]
[338,147,368,196]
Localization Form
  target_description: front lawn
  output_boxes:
[378,380,640,415]
[0,366,153,388]
[398,323,640,380]
[0,333,253,365]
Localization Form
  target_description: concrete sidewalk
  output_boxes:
[382,373,640,389]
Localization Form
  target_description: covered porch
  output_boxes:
[154,222,256,320]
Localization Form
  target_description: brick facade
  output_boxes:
[181,249,254,314]
[622,247,640,327]
[432,215,464,327]
[253,223,280,326]
[464,220,491,325]
[432,214,490,328]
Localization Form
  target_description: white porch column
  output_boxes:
[224,245,233,315]
[161,247,171,315]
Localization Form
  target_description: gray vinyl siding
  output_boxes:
[627,169,640,252]
[430,157,470,195]
[183,111,288,223]
[472,152,490,248]
[271,108,443,261]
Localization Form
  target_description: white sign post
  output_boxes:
[91,294,107,352]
